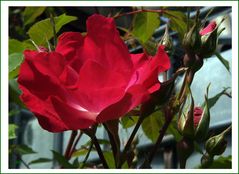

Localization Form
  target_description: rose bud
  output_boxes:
[18,14,171,132]
[178,87,195,139]
[199,21,217,36]
[205,126,231,156]
[194,103,210,141]
[193,107,203,128]
[158,25,173,53]
[199,20,225,58]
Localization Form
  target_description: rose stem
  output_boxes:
[69,131,83,157]
[80,142,93,169]
[141,110,174,167]
[103,124,119,166]
[113,8,181,21]
[91,134,109,169]
[114,9,163,19]
[64,130,78,160]
[117,116,144,168]
[141,68,196,167]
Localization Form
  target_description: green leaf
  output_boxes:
[28,158,52,165]
[202,87,230,110]
[163,10,189,40]
[71,148,89,158]
[132,12,160,44]
[197,155,231,169]
[209,155,232,168]
[14,144,36,155]
[142,39,158,56]
[84,139,110,147]
[103,151,115,169]
[22,39,37,50]
[9,39,25,55]
[142,111,164,143]
[9,109,20,117]
[121,115,139,129]
[23,7,46,26]
[215,52,230,73]
[28,14,77,45]
[9,53,24,79]
[52,150,74,168]
[9,124,18,139]
[167,122,182,142]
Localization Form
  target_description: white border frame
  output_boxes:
[1,1,238,173]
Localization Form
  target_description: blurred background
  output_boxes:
[9,6,232,169]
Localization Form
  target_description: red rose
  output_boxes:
[193,107,203,128]
[199,21,217,36]
[18,14,170,132]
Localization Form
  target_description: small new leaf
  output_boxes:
[13,144,37,155]
[215,52,230,73]
[28,158,52,165]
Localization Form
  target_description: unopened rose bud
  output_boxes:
[199,21,217,36]
[194,103,210,141]
[199,21,218,58]
[159,25,173,53]
[178,88,195,138]
[205,126,231,156]
[193,107,203,128]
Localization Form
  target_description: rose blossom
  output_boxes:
[199,21,217,36]
[18,14,170,132]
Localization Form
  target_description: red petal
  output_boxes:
[51,96,96,130]
[19,87,68,132]
[84,14,133,75]
[24,51,66,77]
[55,32,84,61]
[59,65,79,89]
[130,46,170,93]
[199,21,217,36]
[18,57,67,101]
[71,60,128,112]
[96,85,150,123]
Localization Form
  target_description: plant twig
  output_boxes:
[18,155,30,169]
[114,9,164,19]
[118,116,144,168]
[141,109,174,167]
[80,142,93,169]
[69,131,83,157]
[91,135,109,169]
[64,130,78,160]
